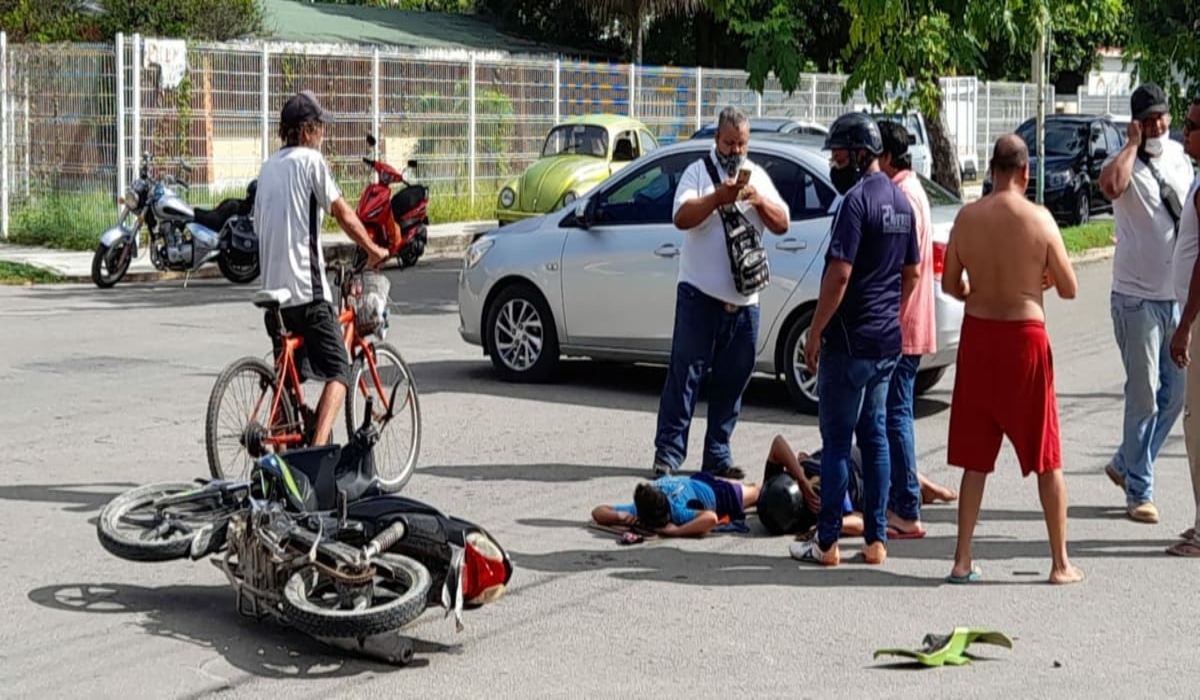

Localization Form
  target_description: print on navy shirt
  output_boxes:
[822,171,919,359]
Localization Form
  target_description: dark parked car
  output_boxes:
[690,117,828,140]
[983,114,1125,225]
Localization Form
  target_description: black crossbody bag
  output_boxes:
[700,157,770,296]
[1141,153,1184,235]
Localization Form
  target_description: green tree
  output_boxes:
[578,0,704,65]
[0,0,98,42]
[1123,0,1199,122]
[724,0,1123,195]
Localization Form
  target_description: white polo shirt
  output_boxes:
[1108,140,1195,301]
[672,151,789,306]
[254,146,344,308]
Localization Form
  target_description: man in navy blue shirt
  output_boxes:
[792,112,920,568]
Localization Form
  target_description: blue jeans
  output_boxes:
[654,282,760,472]
[886,354,922,521]
[1110,291,1185,506]
[815,346,898,549]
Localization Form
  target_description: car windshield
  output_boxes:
[872,113,923,142]
[542,125,609,158]
[916,172,961,206]
[1016,122,1086,157]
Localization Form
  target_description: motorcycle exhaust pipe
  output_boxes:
[361,521,406,562]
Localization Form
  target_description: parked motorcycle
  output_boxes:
[91,152,261,288]
[96,391,513,665]
[356,134,430,269]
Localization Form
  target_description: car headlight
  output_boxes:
[464,238,495,270]
[561,191,577,208]
[1046,169,1072,189]
[499,188,515,208]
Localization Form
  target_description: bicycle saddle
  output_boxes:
[252,289,292,310]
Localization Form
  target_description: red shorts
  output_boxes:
[947,315,1061,476]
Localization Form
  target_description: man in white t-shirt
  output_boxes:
[255,90,389,446]
[652,106,789,478]
[1100,83,1195,523]
[1166,96,1200,556]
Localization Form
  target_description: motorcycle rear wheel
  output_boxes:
[217,253,260,285]
[91,242,132,288]
[97,481,230,562]
[281,552,431,638]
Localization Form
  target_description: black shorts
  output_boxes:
[264,300,351,387]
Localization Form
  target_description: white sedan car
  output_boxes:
[457,134,964,414]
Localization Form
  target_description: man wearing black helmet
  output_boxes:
[792,112,921,568]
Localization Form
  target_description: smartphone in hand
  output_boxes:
[736,167,751,186]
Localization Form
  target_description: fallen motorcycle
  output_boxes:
[92,151,260,288]
[96,392,512,664]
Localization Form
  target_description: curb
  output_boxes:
[1069,245,1115,266]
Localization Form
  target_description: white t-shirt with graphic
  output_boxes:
[254,146,344,308]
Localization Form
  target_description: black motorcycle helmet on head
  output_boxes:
[824,112,884,194]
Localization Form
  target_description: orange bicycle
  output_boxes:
[204,249,421,492]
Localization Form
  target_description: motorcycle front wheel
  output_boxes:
[91,241,133,288]
[281,552,432,638]
[96,481,234,562]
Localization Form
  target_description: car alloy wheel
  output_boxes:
[494,297,544,372]
[791,326,818,403]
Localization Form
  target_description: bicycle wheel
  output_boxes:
[206,356,299,481]
[345,342,421,493]
[97,482,235,562]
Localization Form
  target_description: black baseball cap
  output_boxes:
[281,90,334,127]
[1131,83,1169,120]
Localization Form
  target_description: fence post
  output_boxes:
[371,48,380,140]
[553,59,561,125]
[260,45,269,162]
[695,67,702,131]
[756,90,762,117]
[810,76,818,122]
[1020,84,1026,123]
[984,81,991,166]
[1,30,8,241]
[131,33,141,185]
[468,52,477,206]
[629,62,636,118]
[116,33,126,215]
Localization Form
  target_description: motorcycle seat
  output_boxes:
[276,444,382,511]
[252,289,292,310]
[194,199,241,232]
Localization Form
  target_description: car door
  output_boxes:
[748,150,838,352]
[559,150,701,355]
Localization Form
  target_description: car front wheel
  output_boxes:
[914,367,947,396]
[781,308,819,415]
[486,283,560,382]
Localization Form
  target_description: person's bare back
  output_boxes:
[943,135,1078,320]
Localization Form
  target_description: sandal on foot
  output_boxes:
[945,565,982,584]
[1166,540,1200,557]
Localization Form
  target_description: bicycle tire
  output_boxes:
[345,342,422,493]
[205,356,297,481]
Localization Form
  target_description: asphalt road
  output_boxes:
[1,255,1195,698]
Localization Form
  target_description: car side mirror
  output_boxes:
[1092,148,1108,161]
[907,134,917,145]
[574,198,594,229]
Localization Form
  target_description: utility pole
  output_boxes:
[1032,14,1049,204]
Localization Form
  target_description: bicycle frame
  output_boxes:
[251,264,396,452]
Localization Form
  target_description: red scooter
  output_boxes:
[356,134,430,269]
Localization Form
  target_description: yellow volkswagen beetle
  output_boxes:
[496,114,659,225]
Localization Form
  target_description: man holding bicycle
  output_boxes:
[255,89,389,446]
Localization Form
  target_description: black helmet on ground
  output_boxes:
[757,472,809,535]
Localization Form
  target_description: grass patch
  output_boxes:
[0,261,62,285]
[1060,219,1115,254]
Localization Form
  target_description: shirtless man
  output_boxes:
[941,134,1084,585]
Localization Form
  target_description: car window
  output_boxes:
[1016,121,1086,157]
[1089,123,1106,156]
[915,172,962,206]
[595,152,700,225]
[751,152,836,221]
[543,124,608,158]
[1103,123,1122,154]
[639,129,660,154]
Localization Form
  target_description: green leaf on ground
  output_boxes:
[0,261,63,285]
[1060,219,1115,254]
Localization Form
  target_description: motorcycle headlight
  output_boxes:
[121,187,139,208]
[464,238,495,270]
[561,191,577,208]
[499,188,515,208]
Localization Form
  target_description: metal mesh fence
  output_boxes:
[0,31,1046,244]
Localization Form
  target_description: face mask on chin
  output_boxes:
[1141,135,1166,158]
[713,147,746,178]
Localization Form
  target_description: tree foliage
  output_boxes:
[576,0,703,64]
[1123,0,1200,122]
[0,0,264,42]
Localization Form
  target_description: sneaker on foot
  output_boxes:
[1104,463,1126,490]
[652,459,676,477]
[862,541,888,565]
[790,540,840,566]
[1128,502,1159,523]
[706,465,746,480]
